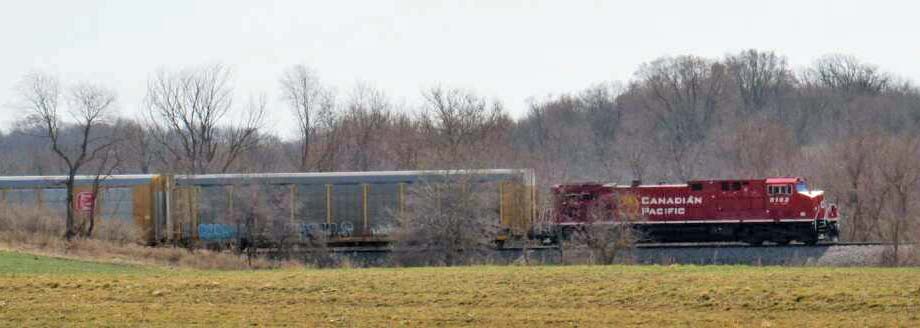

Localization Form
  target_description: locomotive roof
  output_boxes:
[0,169,536,189]
[556,177,805,189]
[764,177,801,184]
[176,169,534,186]
[615,184,687,188]
[686,177,802,184]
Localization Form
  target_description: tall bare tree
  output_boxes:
[725,49,794,114]
[802,54,891,96]
[279,65,334,171]
[576,83,625,172]
[820,132,883,241]
[421,86,506,166]
[634,55,727,180]
[83,142,123,238]
[389,112,423,170]
[720,117,796,177]
[117,119,157,174]
[16,72,118,240]
[314,102,343,172]
[343,82,390,171]
[877,135,920,265]
[144,64,265,173]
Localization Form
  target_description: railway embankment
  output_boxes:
[328,243,916,267]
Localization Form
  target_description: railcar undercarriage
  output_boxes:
[551,220,840,246]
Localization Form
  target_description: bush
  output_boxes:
[565,195,641,265]
[390,179,499,266]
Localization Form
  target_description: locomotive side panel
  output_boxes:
[552,177,840,244]
[625,185,703,222]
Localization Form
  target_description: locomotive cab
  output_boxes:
[765,177,839,243]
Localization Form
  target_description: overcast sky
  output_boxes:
[2,0,918,138]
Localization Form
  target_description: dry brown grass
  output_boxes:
[0,205,298,270]
[0,206,63,237]
[1,258,919,327]
[887,246,920,266]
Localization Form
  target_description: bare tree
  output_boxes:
[421,86,507,166]
[82,143,123,238]
[144,64,266,174]
[342,82,391,171]
[725,49,794,114]
[312,96,343,172]
[392,175,500,266]
[280,65,334,171]
[634,55,727,180]
[802,54,891,96]
[16,72,118,240]
[516,95,598,182]
[117,119,157,174]
[820,132,883,241]
[876,135,920,265]
[385,112,423,170]
[575,83,624,162]
[719,117,796,177]
[616,134,651,182]
[219,96,268,173]
[569,193,641,264]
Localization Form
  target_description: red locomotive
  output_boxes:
[550,177,839,245]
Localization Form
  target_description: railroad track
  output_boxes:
[253,241,897,255]
[489,241,899,252]
[633,241,891,249]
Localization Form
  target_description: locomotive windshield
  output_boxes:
[796,181,808,193]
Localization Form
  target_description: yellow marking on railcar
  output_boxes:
[362,184,369,234]
[289,184,296,226]
[326,184,332,224]
[398,183,405,218]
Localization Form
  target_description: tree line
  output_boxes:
[3,49,920,247]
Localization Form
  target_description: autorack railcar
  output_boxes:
[0,170,536,247]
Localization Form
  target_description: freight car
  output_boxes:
[549,177,839,245]
[0,170,535,247]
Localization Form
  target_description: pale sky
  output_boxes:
[2,0,918,139]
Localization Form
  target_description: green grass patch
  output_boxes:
[1,252,919,326]
[0,250,151,275]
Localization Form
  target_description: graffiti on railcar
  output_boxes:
[199,221,370,242]
[300,222,355,238]
[199,224,238,241]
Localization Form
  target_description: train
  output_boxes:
[0,171,839,247]
[548,177,840,245]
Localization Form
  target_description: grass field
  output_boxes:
[1,251,919,327]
